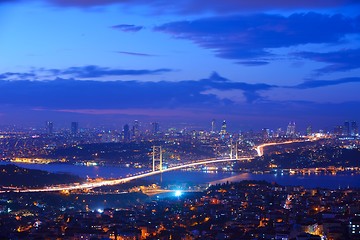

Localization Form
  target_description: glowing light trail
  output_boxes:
[255,138,314,156]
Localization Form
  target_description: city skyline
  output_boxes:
[1,118,357,138]
[0,1,360,129]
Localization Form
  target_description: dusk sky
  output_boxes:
[0,0,359,131]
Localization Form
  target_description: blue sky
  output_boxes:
[0,0,359,131]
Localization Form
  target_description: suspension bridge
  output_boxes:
[2,139,307,193]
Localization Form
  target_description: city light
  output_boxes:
[0,0,359,238]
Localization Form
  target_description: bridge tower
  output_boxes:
[235,141,238,160]
[152,146,163,172]
[229,140,239,159]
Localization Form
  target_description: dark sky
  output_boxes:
[0,0,359,131]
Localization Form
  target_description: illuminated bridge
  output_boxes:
[3,139,315,193]
[10,157,251,193]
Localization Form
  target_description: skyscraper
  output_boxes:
[262,128,270,139]
[306,125,312,136]
[152,122,160,135]
[123,124,130,142]
[275,128,283,137]
[351,121,358,136]
[46,121,53,135]
[286,122,296,137]
[343,121,358,136]
[133,120,140,137]
[71,122,79,135]
[211,119,216,133]
[334,125,343,136]
[220,120,227,135]
[344,121,350,136]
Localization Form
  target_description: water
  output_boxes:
[144,171,360,189]
[1,162,360,189]
[207,172,360,189]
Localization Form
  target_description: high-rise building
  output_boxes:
[343,121,358,136]
[133,120,140,137]
[46,121,53,135]
[334,125,343,136]
[306,125,312,136]
[344,121,350,136]
[152,122,160,135]
[351,121,358,136]
[211,119,216,133]
[275,128,283,137]
[286,122,296,137]
[123,124,130,142]
[71,122,79,135]
[220,120,227,135]
[262,128,270,139]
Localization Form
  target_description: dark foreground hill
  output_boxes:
[0,164,83,187]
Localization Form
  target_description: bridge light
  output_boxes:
[174,190,182,197]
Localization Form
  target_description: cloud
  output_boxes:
[16,0,360,14]
[0,72,37,80]
[0,73,359,128]
[155,13,360,61]
[49,65,172,78]
[176,0,360,13]
[2,71,359,111]
[290,77,360,89]
[236,61,269,66]
[52,108,205,118]
[117,51,156,57]
[0,72,275,111]
[0,66,172,81]
[263,82,360,104]
[294,48,360,74]
[111,24,143,32]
